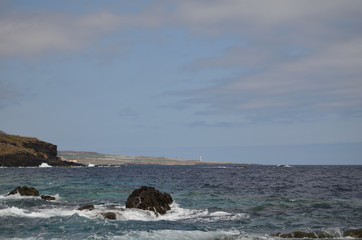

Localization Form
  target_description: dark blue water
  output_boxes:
[0,165,361,239]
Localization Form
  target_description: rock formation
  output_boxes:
[345,229,362,238]
[41,195,56,201]
[8,186,56,201]
[8,186,40,196]
[0,132,81,167]
[272,229,362,239]
[126,186,173,215]
[101,212,116,220]
[78,204,95,211]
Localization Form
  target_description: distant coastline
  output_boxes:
[1,130,245,167]
[58,151,238,166]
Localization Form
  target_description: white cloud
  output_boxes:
[1,1,362,121]
[2,0,362,58]
[0,11,122,57]
[156,0,362,121]
[181,36,362,120]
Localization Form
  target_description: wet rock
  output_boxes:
[126,186,173,215]
[272,231,334,239]
[344,229,362,238]
[78,204,95,211]
[316,233,334,238]
[41,195,56,201]
[278,231,317,238]
[8,186,40,196]
[102,212,116,220]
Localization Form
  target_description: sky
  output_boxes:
[1,0,362,165]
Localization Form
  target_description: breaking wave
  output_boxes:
[0,201,248,223]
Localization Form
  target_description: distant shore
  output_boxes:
[58,151,240,166]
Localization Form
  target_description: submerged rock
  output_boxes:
[41,195,56,201]
[344,229,362,238]
[272,231,334,239]
[126,186,173,215]
[78,204,95,211]
[102,212,116,220]
[8,186,40,196]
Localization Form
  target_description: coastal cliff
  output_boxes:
[0,131,79,167]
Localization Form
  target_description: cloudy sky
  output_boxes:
[1,0,362,164]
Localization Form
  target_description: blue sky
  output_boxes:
[1,0,362,165]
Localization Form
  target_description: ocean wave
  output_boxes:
[0,201,248,223]
[0,193,39,200]
[77,202,249,222]
[102,229,242,240]
[0,230,267,240]
[39,162,52,168]
[0,193,62,201]
[0,206,77,218]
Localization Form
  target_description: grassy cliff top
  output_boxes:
[0,133,41,155]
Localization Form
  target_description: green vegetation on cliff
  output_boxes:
[0,131,79,167]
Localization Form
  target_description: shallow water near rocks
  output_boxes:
[0,165,361,239]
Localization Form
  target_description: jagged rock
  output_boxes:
[78,204,95,211]
[345,229,362,238]
[126,186,173,215]
[102,212,116,220]
[8,186,40,196]
[41,195,56,201]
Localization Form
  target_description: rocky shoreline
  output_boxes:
[8,185,173,219]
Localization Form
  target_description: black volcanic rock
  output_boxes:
[272,231,335,239]
[102,212,116,220]
[0,133,81,167]
[345,229,362,238]
[8,186,40,196]
[78,204,95,211]
[126,186,173,215]
[41,195,56,201]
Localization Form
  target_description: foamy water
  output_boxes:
[39,163,52,168]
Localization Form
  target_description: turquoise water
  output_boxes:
[0,165,361,239]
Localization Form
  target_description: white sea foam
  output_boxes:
[158,202,249,222]
[0,193,39,200]
[0,206,78,218]
[106,229,242,240]
[39,162,52,168]
[77,202,249,222]
[0,193,61,202]
[0,230,270,240]
[0,201,248,223]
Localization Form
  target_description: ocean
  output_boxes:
[0,165,361,239]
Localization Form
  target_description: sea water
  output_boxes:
[0,165,361,239]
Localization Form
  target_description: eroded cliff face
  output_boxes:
[0,132,79,167]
